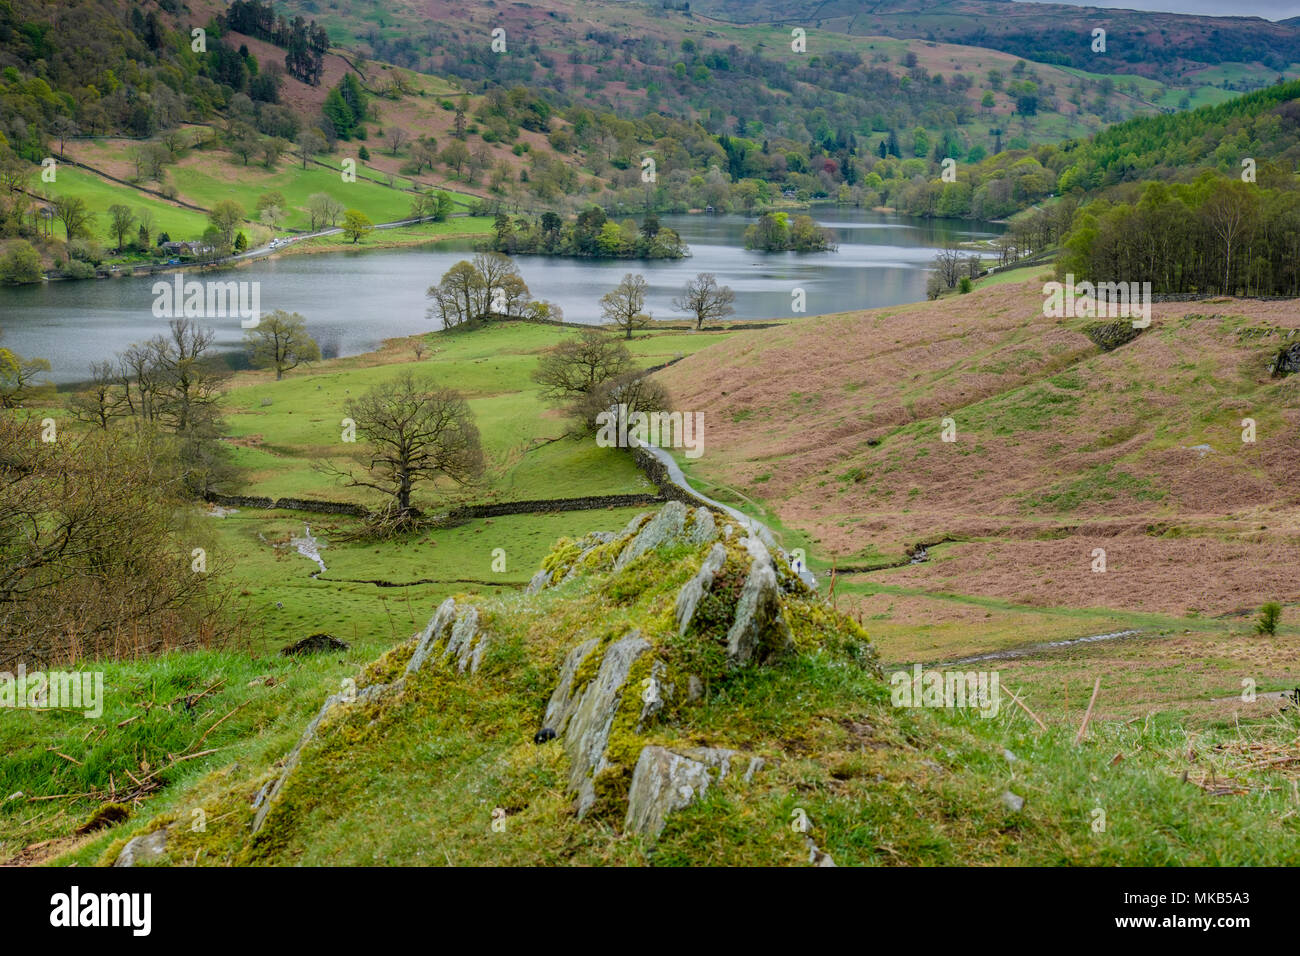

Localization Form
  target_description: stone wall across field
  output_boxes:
[203,491,663,520]
[445,493,663,519]
[204,492,370,516]
[1153,293,1298,303]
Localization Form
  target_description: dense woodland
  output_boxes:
[1059,175,1300,297]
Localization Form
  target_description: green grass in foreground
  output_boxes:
[32,522,1300,867]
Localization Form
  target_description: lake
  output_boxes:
[0,207,1001,383]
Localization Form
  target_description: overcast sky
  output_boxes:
[1018,0,1300,18]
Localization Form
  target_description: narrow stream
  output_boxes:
[290,523,327,576]
[941,629,1143,666]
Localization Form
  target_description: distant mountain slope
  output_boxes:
[687,0,1300,78]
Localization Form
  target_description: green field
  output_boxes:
[222,321,736,504]
[31,150,481,259]
[167,158,473,234]
[31,166,211,241]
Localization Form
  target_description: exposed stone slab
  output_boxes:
[624,745,739,840]
[407,597,457,676]
[542,638,600,737]
[559,631,652,817]
[636,658,673,731]
[442,605,484,673]
[726,536,795,666]
[614,501,688,570]
[685,507,717,545]
[674,542,728,636]
[113,827,170,867]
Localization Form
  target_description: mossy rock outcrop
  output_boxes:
[1083,320,1143,351]
[106,503,878,864]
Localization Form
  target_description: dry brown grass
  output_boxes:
[658,280,1300,617]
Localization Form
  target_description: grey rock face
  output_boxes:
[1272,342,1300,377]
[625,746,714,840]
[674,542,728,636]
[442,605,486,673]
[618,511,653,539]
[805,837,837,867]
[1001,791,1025,813]
[113,827,169,867]
[556,630,652,817]
[636,658,672,731]
[614,501,688,571]
[725,536,796,666]
[686,675,704,702]
[685,507,717,545]
[542,638,600,737]
[407,597,457,676]
[524,568,551,595]
[624,745,738,840]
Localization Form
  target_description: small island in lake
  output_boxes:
[743,212,837,253]
[483,207,688,259]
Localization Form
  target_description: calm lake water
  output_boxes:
[0,207,1000,384]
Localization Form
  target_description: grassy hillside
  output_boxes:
[24,499,1300,867]
[5,301,1299,867]
[654,277,1300,737]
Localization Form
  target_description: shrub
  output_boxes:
[1255,602,1282,636]
[0,240,43,284]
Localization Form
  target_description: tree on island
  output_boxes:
[743,212,835,252]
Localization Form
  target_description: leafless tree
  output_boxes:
[672,272,735,330]
[601,273,651,339]
[324,372,485,526]
[533,330,632,402]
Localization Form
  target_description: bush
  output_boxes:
[0,240,43,284]
[959,276,973,293]
[358,145,370,161]
[68,239,104,264]
[1255,602,1282,636]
